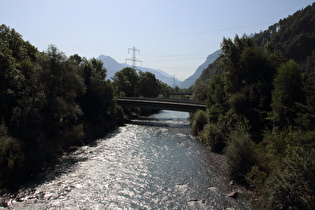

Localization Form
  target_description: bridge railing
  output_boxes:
[117,97,207,112]
[117,97,206,105]
[169,93,193,96]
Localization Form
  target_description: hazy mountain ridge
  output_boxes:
[178,50,222,89]
[98,49,222,89]
[97,55,182,87]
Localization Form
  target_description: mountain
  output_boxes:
[97,55,182,87]
[97,55,123,79]
[179,49,221,89]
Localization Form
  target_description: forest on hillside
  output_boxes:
[191,3,315,209]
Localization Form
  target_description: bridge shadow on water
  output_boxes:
[137,116,190,122]
[126,118,191,129]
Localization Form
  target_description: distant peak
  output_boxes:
[97,55,119,64]
[97,54,112,59]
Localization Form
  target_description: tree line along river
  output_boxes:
[2,110,252,209]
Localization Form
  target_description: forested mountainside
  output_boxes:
[191,3,315,209]
[252,3,315,73]
[179,50,221,89]
[197,3,315,84]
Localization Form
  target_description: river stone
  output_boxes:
[207,186,219,192]
[227,191,238,198]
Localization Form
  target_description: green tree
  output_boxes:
[225,121,258,184]
[206,75,226,123]
[0,25,122,187]
[191,109,208,136]
[265,146,315,209]
[0,123,25,187]
[220,35,278,139]
[41,45,85,130]
[192,81,208,101]
[159,81,171,98]
[113,67,139,97]
[269,60,305,128]
[296,74,315,130]
[252,3,315,72]
[78,57,118,136]
[137,71,161,97]
[0,24,37,129]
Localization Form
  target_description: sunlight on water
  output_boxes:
[7,111,252,209]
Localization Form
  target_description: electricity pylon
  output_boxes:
[125,46,142,68]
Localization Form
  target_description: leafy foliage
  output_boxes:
[199,120,226,152]
[113,67,165,98]
[0,123,25,187]
[192,81,208,101]
[265,146,315,209]
[0,25,121,188]
[137,71,161,98]
[252,3,315,71]
[224,123,258,184]
[191,4,315,208]
[113,67,139,97]
[191,109,208,136]
[268,60,305,128]
[196,58,221,84]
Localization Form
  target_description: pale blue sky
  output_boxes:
[1,0,314,80]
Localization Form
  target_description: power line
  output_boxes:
[65,22,273,50]
[144,56,217,63]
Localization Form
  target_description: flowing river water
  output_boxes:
[3,111,252,209]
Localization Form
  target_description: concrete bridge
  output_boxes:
[117,97,207,112]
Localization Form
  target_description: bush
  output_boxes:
[200,121,227,152]
[224,124,258,184]
[0,123,25,187]
[245,165,267,189]
[191,110,208,136]
[60,124,85,149]
[265,146,315,210]
[260,129,315,171]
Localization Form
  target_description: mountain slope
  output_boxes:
[252,3,315,72]
[97,55,124,79]
[195,4,315,85]
[97,55,182,87]
[179,50,221,89]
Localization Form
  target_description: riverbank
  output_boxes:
[198,139,260,209]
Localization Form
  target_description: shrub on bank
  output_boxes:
[264,146,315,209]
[0,123,25,188]
[191,110,208,136]
[59,124,85,149]
[224,124,258,184]
[200,121,227,152]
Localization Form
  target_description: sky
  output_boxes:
[1,0,314,80]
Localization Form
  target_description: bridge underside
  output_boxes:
[117,98,206,113]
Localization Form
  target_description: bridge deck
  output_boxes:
[117,97,206,112]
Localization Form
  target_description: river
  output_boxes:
[3,110,252,209]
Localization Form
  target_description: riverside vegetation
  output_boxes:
[1,4,315,209]
[191,3,315,209]
[0,23,121,190]
[0,24,170,191]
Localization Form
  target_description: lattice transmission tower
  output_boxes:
[125,46,142,68]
